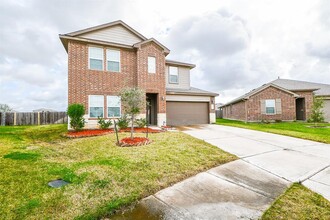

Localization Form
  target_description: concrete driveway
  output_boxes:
[184,125,330,198]
[111,125,330,220]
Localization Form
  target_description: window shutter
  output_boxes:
[260,100,266,114]
[275,99,282,114]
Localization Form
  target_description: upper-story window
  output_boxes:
[169,66,179,83]
[89,47,104,70]
[148,56,156,73]
[107,49,120,72]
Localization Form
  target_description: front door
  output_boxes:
[296,98,305,120]
[146,93,157,125]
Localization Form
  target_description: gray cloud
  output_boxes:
[168,11,250,57]
[166,11,268,93]
[305,42,330,59]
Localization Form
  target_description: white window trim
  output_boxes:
[106,48,121,72]
[148,56,156,73]
[265,99,276,115]
[88,46,104,70]
[169,66,179,84]
[88,95,104,118]
[107,96,121,118]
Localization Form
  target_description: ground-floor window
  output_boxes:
[265,99,276,114]
[89,95,104,118]
[107,96,121,117]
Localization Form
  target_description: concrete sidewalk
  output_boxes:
[111,125,330,219]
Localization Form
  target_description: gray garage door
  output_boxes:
[166,101,209,126]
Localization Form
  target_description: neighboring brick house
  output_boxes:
[221,79,330,122]
[59,20,218,128]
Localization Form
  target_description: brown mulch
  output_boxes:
[66,129,114,138]
[65,127,162,138]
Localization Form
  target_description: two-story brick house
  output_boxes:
[59,20,218,128]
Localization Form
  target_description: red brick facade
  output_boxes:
[295,91,314,119]
[223,101,246,121]
[68,40,166,117]
[136,42,166,113]
[222,86,314,122]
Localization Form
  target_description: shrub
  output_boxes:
[97,117,113,129]
[308,98,325,123]
[117,115,129,129]
[67,104,85,131]
[135,118,147,128]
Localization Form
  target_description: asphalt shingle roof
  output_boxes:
[271,79,330,96]
[166,87,218,96]
[222,78,330,107]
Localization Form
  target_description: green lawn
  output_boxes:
[0,124,236,219]
[262,183,330,219]
[216,119,330,144]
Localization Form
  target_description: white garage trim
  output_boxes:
[166,95,210,102]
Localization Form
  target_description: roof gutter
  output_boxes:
[59,35,135,52]
[166,91,218,97]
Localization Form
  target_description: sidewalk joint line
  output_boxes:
[241,149,281,159]
[304,179,330,187]
[241,159,292,182]
[300,164,330,183]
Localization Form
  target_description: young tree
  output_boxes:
[308,98,325,124]
[67,104,85,131]
[119,87,145,139]
[0,104,13,126]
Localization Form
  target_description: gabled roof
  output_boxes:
[133,38,170,55]
[222,83,299,106]
[165,59,196,69]
[222,78,330,107]
[65,20,147,40]
[59,20,148,51]
[166,87,218,96]
[271,78,330,96]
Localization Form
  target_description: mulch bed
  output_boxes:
[118,137,152,147]
[65,127,161,138]
[66,129,114,138]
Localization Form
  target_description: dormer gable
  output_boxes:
[134,38,170,55]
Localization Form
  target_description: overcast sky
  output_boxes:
[1,0,330,111]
